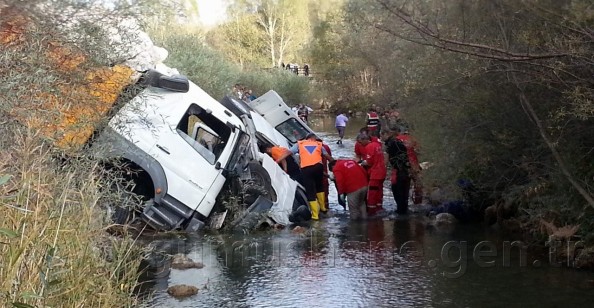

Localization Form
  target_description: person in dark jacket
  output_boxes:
[384,126,411,214]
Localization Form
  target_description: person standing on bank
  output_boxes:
[384,126,411,214]
[335,111,349,144]
[329,159,368,220]
[290,133,333,220]
[359,133,387,216]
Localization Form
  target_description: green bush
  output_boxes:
[149,25,311,104]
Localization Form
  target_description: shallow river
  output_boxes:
[143,115,594,307]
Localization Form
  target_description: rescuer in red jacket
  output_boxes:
[329,159,369,220]
[354,127,369,160]
[359,133,387,216]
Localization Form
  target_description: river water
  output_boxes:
[142,115,594,307]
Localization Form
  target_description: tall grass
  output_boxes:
[0,127,143,307]
[1,2,148,306]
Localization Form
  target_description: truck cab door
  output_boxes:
[151,103,231,214]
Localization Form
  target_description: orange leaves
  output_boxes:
[2,9,136,152]
[14,65,134,151]
[0,9,28,46]
[45,42,87,72]
[85,65,134,105]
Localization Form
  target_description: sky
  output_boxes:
[196,0,228,27]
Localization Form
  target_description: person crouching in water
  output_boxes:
[261,144,305,187]
[329,159,369,220]
[358,133,387,216]
[290,133,334,220]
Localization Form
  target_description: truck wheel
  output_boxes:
[112,205,134,225]
[244,162,277,204]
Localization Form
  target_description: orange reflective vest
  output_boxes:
[297,140,323,168]
[270,146,290,162]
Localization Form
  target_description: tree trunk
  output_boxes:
[509,68,594,209]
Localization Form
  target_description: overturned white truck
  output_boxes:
[93,70,310,231]
[248,90,316,146]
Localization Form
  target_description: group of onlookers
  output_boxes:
[232,84,257,103]
[291,104,313,123]
[281,63,310,76]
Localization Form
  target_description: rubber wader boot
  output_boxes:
[309,201,320,220]
[317,192,327,213]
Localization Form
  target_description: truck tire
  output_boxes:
[112,206,133,225]
[243,162,276,205]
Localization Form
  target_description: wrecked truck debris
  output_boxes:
[91,69,310,232]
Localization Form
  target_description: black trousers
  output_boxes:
[286,157,305,187]
[301,163,324,201]
[392,174,411,214]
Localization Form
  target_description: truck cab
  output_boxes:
[248,90,315,146]
[94,70,304,231]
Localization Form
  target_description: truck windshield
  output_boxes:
[227,131,251,173]
[275,118,309,144]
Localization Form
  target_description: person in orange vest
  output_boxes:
[366,106,381,137]
[358,133,387,216]
[396,126,423,204]
[329,159,369,220]
[290,133,333,220]
[261,144,304,186]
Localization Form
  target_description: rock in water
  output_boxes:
[435,213,457,225]
[292,226,307,234]
[171,254,204,270]
[167,284,198,298]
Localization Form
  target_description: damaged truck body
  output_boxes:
[92,69,310,232]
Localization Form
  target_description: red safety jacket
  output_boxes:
[364,140,387,180]
[366,111,380,129]
[396,134,419,169]
[354,141,365,159]
[333,160,368,195]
